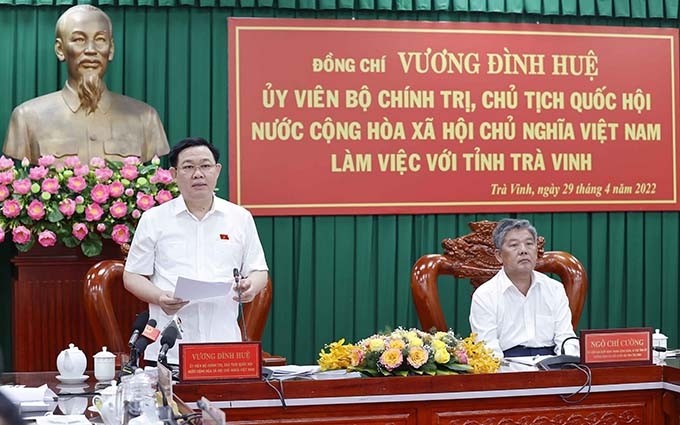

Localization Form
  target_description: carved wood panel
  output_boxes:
[433,402,647,425]
[227,411,416,425]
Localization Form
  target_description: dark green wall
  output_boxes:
[1,0,679,371]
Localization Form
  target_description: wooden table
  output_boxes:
[6,362,680,424]
[173,363,677,424]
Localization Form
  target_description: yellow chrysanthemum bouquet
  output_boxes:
[318,328,500,377]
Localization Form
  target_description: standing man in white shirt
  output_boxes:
[123,137,269,365]
[469,218,578,359]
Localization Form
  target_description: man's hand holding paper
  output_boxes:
[158,292,190,316]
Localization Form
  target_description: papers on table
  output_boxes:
[501,355,554,372]
[265,365,321,380]
[173,276,230,301]
[264,365,362,380]
[0,384,57,412]
[666,348,680,357]
[35,415,90,425]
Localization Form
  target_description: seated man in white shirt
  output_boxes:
[123,137,269,365]
[469,218,578,359]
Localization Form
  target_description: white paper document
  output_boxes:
[0,384,58,412]
[174,276,230,301]
[0,384,56,404]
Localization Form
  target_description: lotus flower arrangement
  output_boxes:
[0,154,178,257]
[318,328,500,376]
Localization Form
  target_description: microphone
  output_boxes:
[233,268,248,341]
[121,319,159,377]
[141,319,160,341]
[158,325,180,364]
[128,311,150,348]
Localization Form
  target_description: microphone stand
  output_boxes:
[120,345,140,380]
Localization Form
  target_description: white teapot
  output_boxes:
[93,382,123,425]
[56,343,87,378]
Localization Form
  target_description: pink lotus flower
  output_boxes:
[59,199,76,217]
[1,153,178,257]
[37,230,57,247]
[136,193,156,211]
[111,224,130,244]
[12,178,31,195]
[94,167,114,182]
[72,223,88,241]
[120,165,139,180]
[2,199,21,218]
[0,156,14,170]
[29,166,48,180]
[41,178,60,194]
[63,156,81,168]
[89,157,106,168]
[38,155,56,167]
[26,199,46,220]
[85,203,105,221]
[90,184,110,204]
[12,226,31,244]
[109,201,128,218]
[66,176,87,192]
[0,170,14,185]
[74,164,90,177]
[109,181,125,198]
[155,189,173,205]
[123,157,141,166]
[150,169,173,184]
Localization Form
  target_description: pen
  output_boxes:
[504,358,535,367]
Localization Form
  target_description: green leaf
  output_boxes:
[138,164,156,175]
[349,366,379,377]
[47,208,64,223]
[16,240,35,252]
[62,235,79,248]
[81,235,103,257]
[442,363,474,373]
[434,369,459,376]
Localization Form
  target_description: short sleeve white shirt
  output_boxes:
[125,195,268,364]
[469,269,578,359]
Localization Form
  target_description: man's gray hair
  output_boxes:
[492,218,538,249]
[55,5,113,39]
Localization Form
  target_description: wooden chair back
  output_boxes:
[410,220,588,331]
[83,257,274,355]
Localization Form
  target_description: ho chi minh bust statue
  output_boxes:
[3,5,169,164]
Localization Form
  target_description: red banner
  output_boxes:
[228,19,679,216]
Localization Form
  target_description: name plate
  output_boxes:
[580,328,652,366]
[179,342,262,381]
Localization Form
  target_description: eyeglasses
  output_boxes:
[178,164,217,175]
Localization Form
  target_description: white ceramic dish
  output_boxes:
[55,375,88,384]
